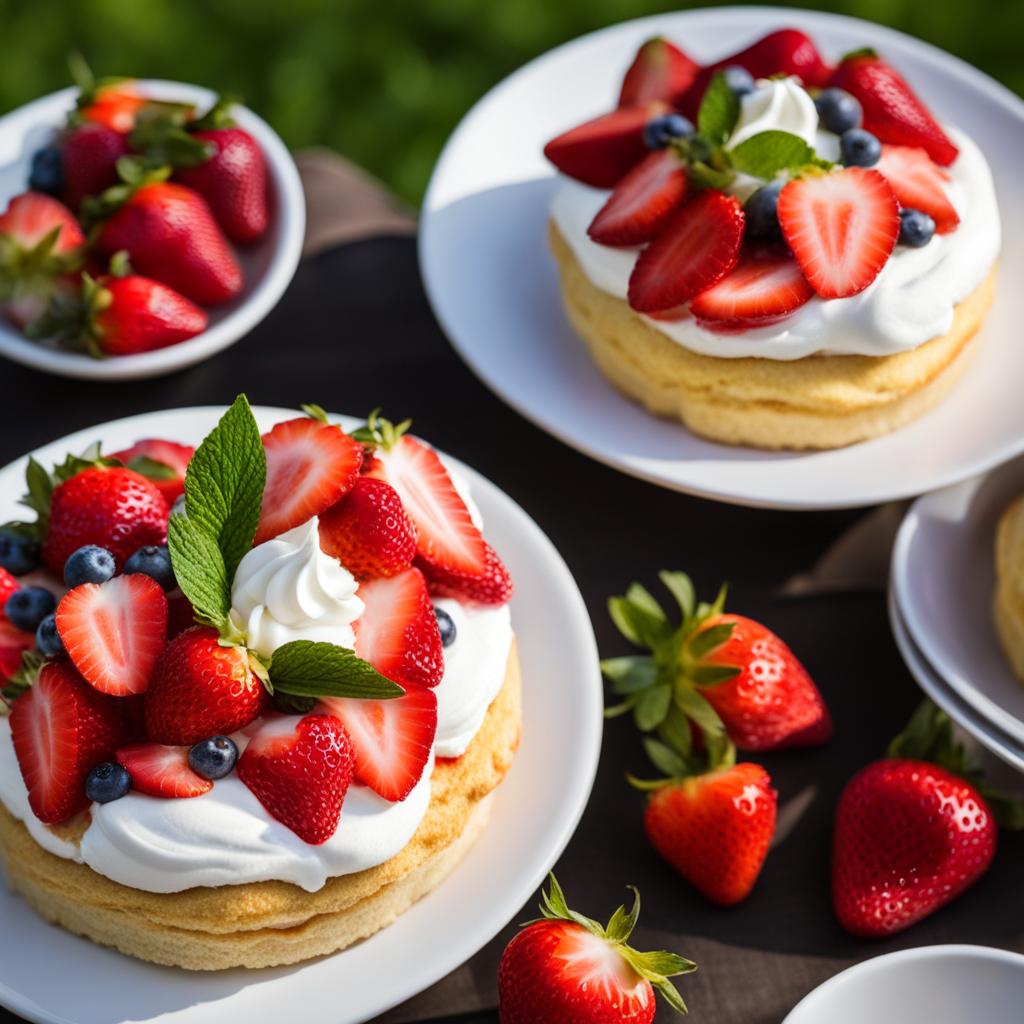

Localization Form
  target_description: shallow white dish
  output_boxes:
[892,453,1024,744]
[783,945,1024,1024]
[888,593,1024,774]
[420,5,1024,510]
[0,82,305,380]
[0,405,603,1024]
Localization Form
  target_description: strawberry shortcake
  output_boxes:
[0,399,519,969]
[545,29,999,449]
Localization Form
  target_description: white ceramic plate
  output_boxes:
[888,593,1024,774]
[0,82,305,380]
[0,406,603,1024]
[892,454,1024,744]
[783,945,1024,1024]
[420,6,1024,510]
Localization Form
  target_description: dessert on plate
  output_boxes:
[0,398,519,969]
[994,493,1024,682]
[544,28,1000,449]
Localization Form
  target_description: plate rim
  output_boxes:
[0,404,603,1024]
[419,5,1024,511]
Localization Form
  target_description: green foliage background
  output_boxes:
[0,0,1019,204]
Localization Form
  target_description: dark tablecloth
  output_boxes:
[1,235,1021,1024]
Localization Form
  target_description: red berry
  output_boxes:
[116,742,213,799]
[10,662,123,824]
[237,714,355,844]
[144,626,265,745]
[319,476,418,579]
[56,574,169,697]
[109,438,194,505]
[255,418,364,545]
[874,144,960,234]
[61,123,129,211]
[619,37,699,108]
[43,465,169,576]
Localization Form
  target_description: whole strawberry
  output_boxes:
[832,701,1016,937]
[61,123,128,211]
[144,625,266,745]
[175,127,269,244]
[604,571,831,752]
[29,267,208,357]
[829,50,959,166]
[10,660,124,824]
[40,464,169,575]
[109,438,194,504]
[91,178,243,306]
[618,37,699,107]
[640,755,777,905]
[237,713,355,844]
[319,476,418,579]
[498,875,694,1023]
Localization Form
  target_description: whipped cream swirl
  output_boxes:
[727,76,817,149]
[230,517,363,658]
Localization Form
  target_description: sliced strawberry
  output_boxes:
[55,574,169,697]
[110,438,195,504]
[0,567,20,608]
[368,437,483,576]
[0,618,34,681]
[778,168,899,300]
[354,568,444,689]
[874,145,959,235]
[237,714,355,843]
[419,541,513,605]
[255,418,364,544]
[543,102,669,189]
[321,685,437,802]
[690,249,814,331]
[627,190,744,314]
[116,743,212,798]
[587,149,689,247]
[319,476,418,579]
[619,37,700,107]
[10,662,123,824]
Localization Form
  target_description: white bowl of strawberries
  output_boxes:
[0,75,305,379]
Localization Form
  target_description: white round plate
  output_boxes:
[0,406,603,1024]
[888,593,1024,774]
[892,453,1024,744]
[420,6,1024,510]
[0,83,305,380]
[783,945,1024,1024]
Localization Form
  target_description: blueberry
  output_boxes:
[814,88,862,134]
[722,65,756,97]
[434,606,457,648]
[744,179,785,241]
[35,613,65,658]
[899,208,936,248]
[643,113,695,149]
[64,545,116,587]
[0,530,40,576]
[86,762,131,804]
[188,736,238,781]
[123,545,176,591]
[28,146,64,197]
[4,586,56,632]
[840,128,881,167]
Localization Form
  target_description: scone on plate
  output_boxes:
[0,399,519,969]
[994,494,1024,683]
[544,29,1000,450]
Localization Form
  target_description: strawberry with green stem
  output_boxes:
[498,874,695,1022]
[604,571,831,752]
[833,700,1023,937]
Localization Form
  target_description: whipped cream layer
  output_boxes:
[550,81,1000,360]
[0,462,514,894]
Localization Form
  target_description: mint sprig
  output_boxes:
[729,130,831,180]
[697,72,741,147]
[168,514,233,633]
[179,393,266,580]
[268,641,403,699]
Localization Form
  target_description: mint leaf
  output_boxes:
[183,394,266,580]
[698,72,741,147]
[269,640,404,700]
[729,130,831,179]
[167,513,230,631]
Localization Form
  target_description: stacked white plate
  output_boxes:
[890,454,1024,773]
